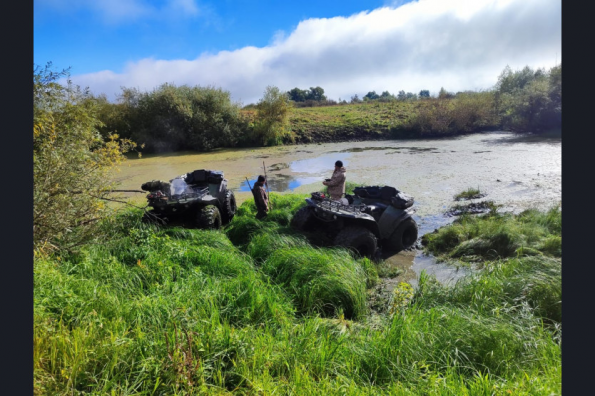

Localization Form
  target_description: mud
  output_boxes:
[445,201,496,216]
[113,131,560,295]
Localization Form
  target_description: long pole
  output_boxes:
[245,177,253,191]
[263,161,273,210]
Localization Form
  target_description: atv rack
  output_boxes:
[315,198,367,214]
[168,186,210,204]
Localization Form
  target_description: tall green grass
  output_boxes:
[423,205,561,260]
[34,199,561,394]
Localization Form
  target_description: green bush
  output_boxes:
[33,63,137,251]
[100,83,250,152]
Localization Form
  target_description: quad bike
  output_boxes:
[291,185,418,257]
[141,169,236,229]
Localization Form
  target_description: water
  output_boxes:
[115,131,561,286]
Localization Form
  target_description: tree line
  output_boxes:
[33,62,560,250]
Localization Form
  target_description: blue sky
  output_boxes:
[34,0,561,104]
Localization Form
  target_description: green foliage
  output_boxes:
[287,86,327,102]
[423,205,561,261]
[253,85,293,146]
[406,91,498,135]
[33,63,137,251]
[389,282,415,315]
[364,91,380,100]
[397,90,418,101]
[495,64,562,132]
[454,187,483,200]
[262,247,368,319]
[438,87,455,99]
[98,83,249,152]
[34,200,561,394]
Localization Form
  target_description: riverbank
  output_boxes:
[115,132,561,217]
[241,99,502,145]
[34,193,561,394]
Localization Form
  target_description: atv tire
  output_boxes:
[291,206,316,231]
[221,190,237,224]
[334,226,378,258]
[387,218,418,252]
[197,205,223,229]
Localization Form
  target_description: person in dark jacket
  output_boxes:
[322,160,347,201]
[252,175,270,219]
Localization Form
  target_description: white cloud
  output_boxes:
[70,0,561,104]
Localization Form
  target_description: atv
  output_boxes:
[141,169,236,229]
[291,185,418,258]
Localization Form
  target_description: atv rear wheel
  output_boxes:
[334,226,378,258]
[291,206,316,231]
[387,218,418,252]
[221,190,237,224]
[197,205,223,229]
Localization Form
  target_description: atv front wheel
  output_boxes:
[387,218,418,252]
[197,205,223,229]
[334,226,378,258]
[291,206,316,231]
[222,190,237,224]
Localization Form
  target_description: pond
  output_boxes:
[115,131,561,286]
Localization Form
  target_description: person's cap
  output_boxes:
[335,160,343,167]
[257,175,266,182]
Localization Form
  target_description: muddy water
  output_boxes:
[115,131,561,287]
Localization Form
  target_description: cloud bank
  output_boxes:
[69,0,561,104]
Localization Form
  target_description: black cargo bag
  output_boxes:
[185,169,224,185]
[391,192,414,209]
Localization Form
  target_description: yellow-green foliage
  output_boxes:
[406,92,498,135]
[33,63,137,251]
[253,85,294,146]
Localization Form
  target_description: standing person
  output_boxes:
[322,160,346,201]
[252,175,270,219]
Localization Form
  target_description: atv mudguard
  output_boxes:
[377,205,414,240]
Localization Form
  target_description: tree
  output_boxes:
[350,94,362,103]
[419,90,430,98]
[99,84,246,152]
[34,63,137,251]
[307,86,327,101]
[438,87,454,99]
[494,64,562,132]
[407,92,418,100]
[364,91,380,100]
[288,87,308,102]
[253,86,293,146]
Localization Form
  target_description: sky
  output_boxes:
[34,0,561,105]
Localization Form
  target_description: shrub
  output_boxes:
[253,86,293,146]
[33,63,137,251]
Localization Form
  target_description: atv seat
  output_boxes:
[354,186,398,203]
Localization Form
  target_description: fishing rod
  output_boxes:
[262,161,273,210]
